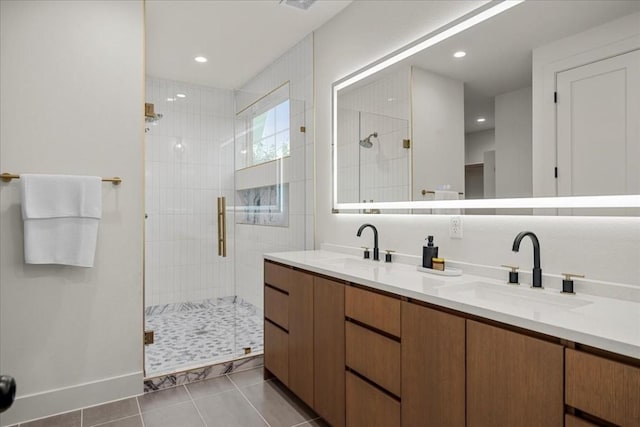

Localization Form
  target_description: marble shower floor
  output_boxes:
[145,296,263,376]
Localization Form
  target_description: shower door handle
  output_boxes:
[217,196,227,257]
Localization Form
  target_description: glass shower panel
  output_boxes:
[232,83,307,358]
[143,77,238,377]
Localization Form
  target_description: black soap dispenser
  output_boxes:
[422,235,438,269]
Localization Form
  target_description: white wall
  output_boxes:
[314,1,639,288]
[495,86,532,198]
[465,129,495,165]
[0,1,144,425]
[234,35,314,309]
[144,78,235,306]
[411,67,465,199]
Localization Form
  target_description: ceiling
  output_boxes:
[145,0,351,90]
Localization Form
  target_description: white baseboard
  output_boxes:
[0,371,143,427]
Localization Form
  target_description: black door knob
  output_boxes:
[0,375,16,413]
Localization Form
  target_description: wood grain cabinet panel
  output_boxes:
[565,414,599,427]
[314,277,345,427]
[265,320,288,386]
[264,261,291,293]
[401,302,465,427]
[566,348,640,427]
[264,285,288,330]
[288,268,314,407]
[346,372,400,427]
[345,321,401,396]
[345,286,400,337]
[466,320,564,427]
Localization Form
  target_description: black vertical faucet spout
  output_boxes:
[357,223,379,261]
[512,231,542,288]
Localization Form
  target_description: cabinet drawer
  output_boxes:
[265,285,288,330]
[265,320,288,386]
[345,286,400,337]
[566,349,640,426]
[346,372,400,427]
[345,321,401,396]
[565,415,598,427]
[264,261,291,293]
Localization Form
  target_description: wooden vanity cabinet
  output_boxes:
[264,261,346,425]
[344,285,402,426]
[346,371,400,427]
[266,260,639,427]
[288,268,314,407]
[264,262,314,406]
[466,320,564,427]
[264,320,289,385]
[401,302,465,427]
[314,276,346,427]
[565,348,640,426]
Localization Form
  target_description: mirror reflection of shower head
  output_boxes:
[359,132,378,148]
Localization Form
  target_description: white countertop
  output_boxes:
[264,250,640,359]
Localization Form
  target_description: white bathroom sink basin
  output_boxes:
[317,257,379,270]
[438,281,592,314]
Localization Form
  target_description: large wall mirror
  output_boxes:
[332,0,640,214]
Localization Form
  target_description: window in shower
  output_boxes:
[235,83,291,170]
[251,99,290,166]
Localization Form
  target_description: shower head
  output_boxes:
[144,102,163,124]
[359,132,378,148]
[145,113,163,124]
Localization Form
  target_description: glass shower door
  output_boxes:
[232,83,308,361]
[143,78,239,377]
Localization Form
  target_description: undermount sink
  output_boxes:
[318,257,379,270]
[438,281,592,314]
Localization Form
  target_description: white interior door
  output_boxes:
[556,49,640,214]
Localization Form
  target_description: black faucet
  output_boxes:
[357,224,379,261]
[512,231,542,288]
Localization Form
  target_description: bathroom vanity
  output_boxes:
[263,251,639,427]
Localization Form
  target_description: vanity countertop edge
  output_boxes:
[264,250,640,360]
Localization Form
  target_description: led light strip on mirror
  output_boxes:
[331,0,640,211]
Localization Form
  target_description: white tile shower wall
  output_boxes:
[337,67,411,204]
[234,34,314,310]
[145,77,235,306]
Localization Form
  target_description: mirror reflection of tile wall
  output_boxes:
[337,67,411,206]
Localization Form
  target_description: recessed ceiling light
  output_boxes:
[476,117,486,123]
[176,93,186,98]
[453,51,467,58]
[194,56,208,63]
[387,97,395,102]
[167,97,176,102]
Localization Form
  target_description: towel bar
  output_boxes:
[1,173,122,185]
[421,189,464,196]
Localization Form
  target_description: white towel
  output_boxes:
[20,174,102,267]
[434,190,460,215]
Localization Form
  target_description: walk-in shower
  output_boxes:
[144,70,310,379]
[143,78,257,377]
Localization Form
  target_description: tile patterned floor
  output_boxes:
[145,297,264,376]
[16,368,328,427]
